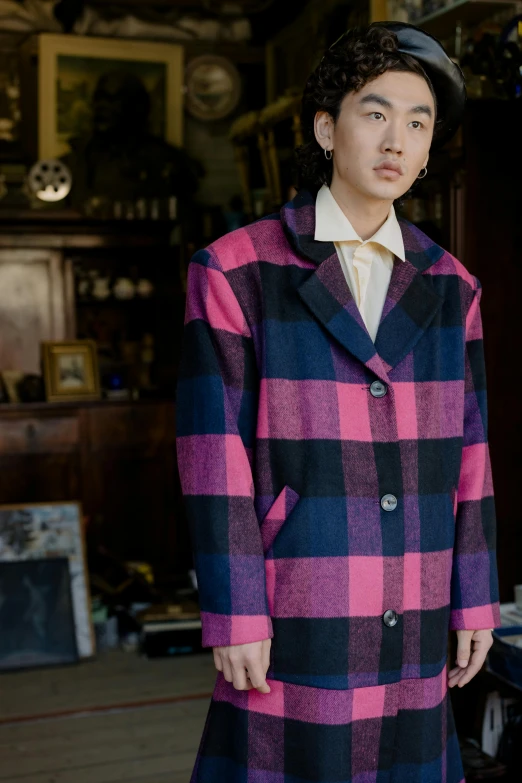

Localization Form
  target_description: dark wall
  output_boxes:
[463,99,522,603]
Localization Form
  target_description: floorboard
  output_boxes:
[0,650,215,782]
[0,649,216,721]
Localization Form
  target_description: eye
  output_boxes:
[369,112,384,120]
[410,120,423,129]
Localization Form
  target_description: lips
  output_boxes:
[375,161,402,174]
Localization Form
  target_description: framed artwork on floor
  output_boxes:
[0,502,95,659]
[0,557,78,671]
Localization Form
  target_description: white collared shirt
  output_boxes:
[314,183,405,342]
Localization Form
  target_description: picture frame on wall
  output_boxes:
[42,339,101,403]
[26,33,184,160]
[0,502,94,660]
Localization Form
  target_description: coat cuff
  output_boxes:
[449,602,501,630]
[200,612,274,648]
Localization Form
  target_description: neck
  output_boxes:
[329,176,393,241]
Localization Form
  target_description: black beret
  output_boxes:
[330,21,467,150]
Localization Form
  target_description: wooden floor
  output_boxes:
[0,650,218,782]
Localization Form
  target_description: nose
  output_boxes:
[381,122,404,155]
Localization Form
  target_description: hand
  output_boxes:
[448,629,493,688]
[213,638,272,694]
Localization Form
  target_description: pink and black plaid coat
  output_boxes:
[176,187,501,692]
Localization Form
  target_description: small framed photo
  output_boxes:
[42,340,101,402]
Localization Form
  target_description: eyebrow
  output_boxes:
[359,93,433,119]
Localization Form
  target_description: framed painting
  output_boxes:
[0,558,78,671]
[34,33,184,160]
[0,249,74,377]
[0,502,94,659]
[42,339,101,403]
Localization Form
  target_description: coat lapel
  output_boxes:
[281,189,445,383]
[297,248,391,383]
[374,227,445,372]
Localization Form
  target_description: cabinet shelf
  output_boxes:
[415,0,516,40]
[76,297,156,307]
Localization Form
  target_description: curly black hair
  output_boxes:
[295,24,443,194]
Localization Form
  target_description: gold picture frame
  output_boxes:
[42,340,101,403]
[33,33,184,160]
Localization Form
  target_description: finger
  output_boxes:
[457,649,486,688]
[221,657,234,683]
[448,666,464,680]
[448,656,475,683]
[448,665,466,681]
[473,633,493,654]
[449,666,472,688]
[226,651,250,690]
[457,667,478,687]
[469,637,489,666]
[456,630,473,667]
[450,652,482,689]
[262,639,271,673]
[247,659,271,694]
[213,648,223,672]
[230,660,250,691]
[244,668,254,690]
[448,668,468,687]
[448,665,464,678]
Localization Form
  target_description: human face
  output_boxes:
[314,70,435,205]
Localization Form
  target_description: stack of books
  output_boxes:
[135,600,205,658]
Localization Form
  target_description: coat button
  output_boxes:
[370,380,387,397]
[380,493,397,511]
[383,610,398,627]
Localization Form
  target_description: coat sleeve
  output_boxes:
[449,276,502,631]
[175,247,273,648]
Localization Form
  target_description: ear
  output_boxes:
[314,111,333,151]
[423,155,429,168]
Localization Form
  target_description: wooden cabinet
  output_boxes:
[0,412,79,454]
[0,400,189,576]
[0,220,190,577]
[0,406,81,503]
[80,402,180,571]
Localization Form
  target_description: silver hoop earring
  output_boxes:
[324,149,333,160]
[417,166,427,179]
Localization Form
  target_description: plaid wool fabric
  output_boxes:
[189,664,465,782]
[176,187,501,691]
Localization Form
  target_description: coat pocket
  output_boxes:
[259,484,300,555]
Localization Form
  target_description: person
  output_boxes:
[176,21,501,782]
[61,70,203,213]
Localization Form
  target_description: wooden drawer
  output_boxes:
[85,402,175,450]
[0,415,79,454]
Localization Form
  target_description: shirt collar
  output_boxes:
[314,183,406,262]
